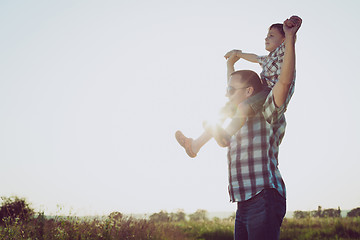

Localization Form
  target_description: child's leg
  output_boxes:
[202,122,232,148]
[175,104,233,157]
[211,87,271,147]
[225,104,250,136]
[207,105,249,148]
[175,130,212,158]
[192,131,213,153]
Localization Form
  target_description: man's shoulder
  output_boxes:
[261,90,287,124]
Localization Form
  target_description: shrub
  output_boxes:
[0,196,34,225]
[347,207,360,217]
[150,210,171,222]
[188,209,208,222]
[293,210,311,219]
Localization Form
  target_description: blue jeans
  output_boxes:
[234,188,286,240]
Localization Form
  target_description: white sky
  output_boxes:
[1,0,359,216]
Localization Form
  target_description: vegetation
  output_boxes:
[281,217,360,240]
[347,208,360,218]
[294,206,342,219]
[0,196,34,225]
[1,196,360,240]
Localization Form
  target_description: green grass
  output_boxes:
[1,215,360,240]
[174,219,234,240]
[280,217,360,240]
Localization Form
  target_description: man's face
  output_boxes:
[265,27,285,52]
[226,74,251,106]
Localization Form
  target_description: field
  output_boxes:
[1,214,360,240]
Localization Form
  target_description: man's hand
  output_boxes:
[219,101,237,119]
[283,16,302,37]
[203,122,231,148]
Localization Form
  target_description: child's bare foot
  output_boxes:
[175,131,197,158]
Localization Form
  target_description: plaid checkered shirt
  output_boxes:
[257,43,285,88]
[227,83,295,202]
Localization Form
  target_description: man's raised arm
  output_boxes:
[272,16,302,107]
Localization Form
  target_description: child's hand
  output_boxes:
[224,49,242,59]
[283,15,302,37]
[224,50,241,65]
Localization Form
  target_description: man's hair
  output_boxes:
[269,23,285,37]
[230,70,263,94]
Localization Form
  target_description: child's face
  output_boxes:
[265,28,285,52]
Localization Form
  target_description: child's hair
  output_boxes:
[231,70,263,94]
[269,23,285,37]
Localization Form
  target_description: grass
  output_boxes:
[280,217,360,240]
[1,215,360,239]
[174,219,234,240]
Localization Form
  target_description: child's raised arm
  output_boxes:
[224,50,259,81]
[225,51,239,82]
[224,50,259,63]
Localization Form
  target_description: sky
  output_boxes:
[1,0,360,216]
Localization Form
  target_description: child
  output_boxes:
[176,17,299,157]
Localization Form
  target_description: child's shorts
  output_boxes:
[243,86,271,113]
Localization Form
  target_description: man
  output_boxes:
[215,16,302,239]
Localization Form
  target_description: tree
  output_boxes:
[109,211,123,221]
[189,209,208,222]
[0,196,34,225]
[311,206,323,218]
[293,210,310,219]
[322,207,341,218]
[149,211,170,222]
[347,207,360,217]
[310,206,341,218]
[170,209,186,222]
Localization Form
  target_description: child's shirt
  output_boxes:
[256,42,296,109]
[257,43,285,88]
